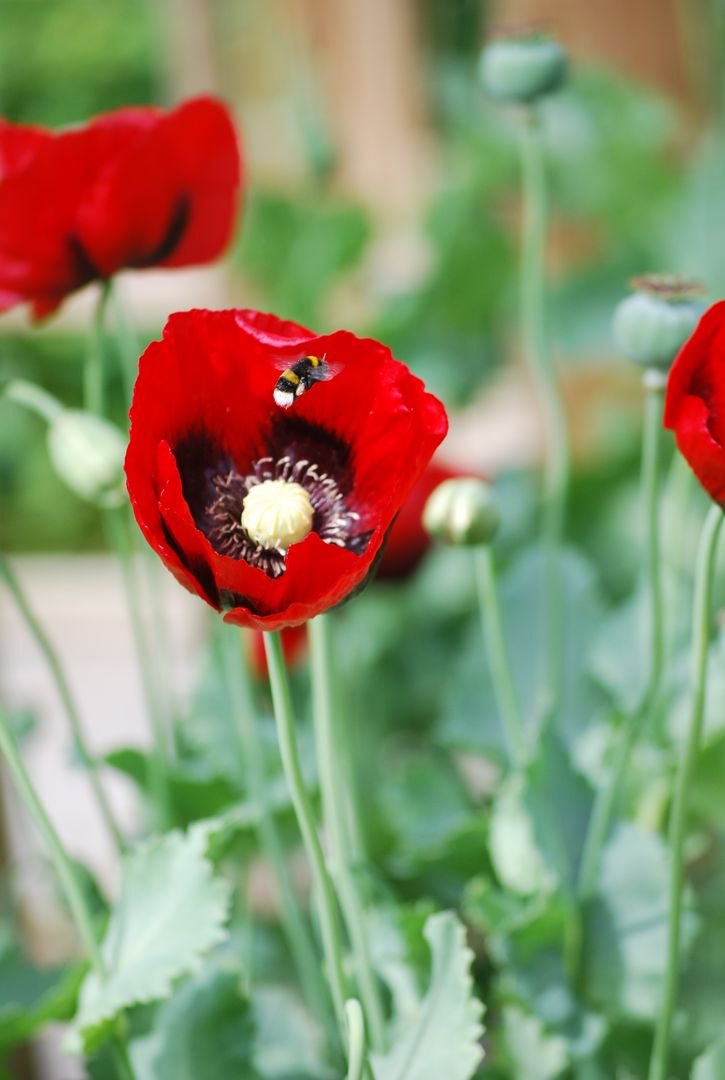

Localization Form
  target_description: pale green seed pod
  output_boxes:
[479,34,568,105]
[423,478,500,547]
[48,410,126,507]
[612,275,704,371]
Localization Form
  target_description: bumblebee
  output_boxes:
[273,355,331,409]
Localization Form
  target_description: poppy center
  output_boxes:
[241,479,314,552]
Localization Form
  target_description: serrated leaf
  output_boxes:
[132,967,257,1080]
[371,911,484,1080]
[70,829,231,1049]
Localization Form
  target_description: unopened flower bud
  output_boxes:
[479,28,568,105]
[48,410,126,507]
[612,275,704,371]
[423,478,500,547]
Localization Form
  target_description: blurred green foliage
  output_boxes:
[0,0,157,126]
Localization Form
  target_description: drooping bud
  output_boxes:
[479,26,568,105]
[612,274,705,371]
[423,477,500,547]
[48,410,126,507]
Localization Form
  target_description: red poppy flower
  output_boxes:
[0,96,241,319]
[664,300,725,505]
[125,309,448,631]
[377,460,470,580]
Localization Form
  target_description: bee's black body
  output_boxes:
[274,355,328,409]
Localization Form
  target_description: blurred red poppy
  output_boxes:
[664,300,725,505]
[377,460,466,579]
[125,309,447,631]
[0,96,241,319]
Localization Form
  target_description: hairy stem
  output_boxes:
[309,614,386,1053]
[263,631,349,1045]
[473,545,527,768]
[648,505,723,1080]
[0,553,123,853]
[519,108,570,723]
[220,627,332,1032]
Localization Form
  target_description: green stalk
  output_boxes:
[107,282,142,406]
[103,507,172,828]
[84,281,112,417]
[263,631,349,1045]
[519,108,570,722]
[473,545,527,767]
[219,627,332,1031]
[309,614,386,1053]
[0,710,135,1079]
[648,505,723,1080]
[577,376,666,909]
[0,553,123,854]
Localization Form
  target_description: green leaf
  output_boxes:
[693,1035,725,1080]
[502,1005,569,1080]
[105,747,242,826]
[523,731,595,897]
[70,829,231,1050]
[236,188,370,329]
[371,911,484,1080]
[131,967,257,1080]
[438,549,606,764]
[0,943,81,1052]
[489,776,557,897]
[586,823,698,1021]
[252,986,331,1079]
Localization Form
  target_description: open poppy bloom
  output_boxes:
[664,300,725,505]
[125,309,448,630]
[0,96,241,319]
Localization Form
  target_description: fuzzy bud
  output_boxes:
[479,29,568,105]
[48,410,126,507]
[612,274,705,371]
[423,478,500,547]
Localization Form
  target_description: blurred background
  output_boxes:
[0,1,723,1077]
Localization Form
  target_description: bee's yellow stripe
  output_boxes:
[308,355,321,368]
[283,369,300,384]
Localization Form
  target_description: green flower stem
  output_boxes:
[309,614,386,1054]
[641,373,667,711]
[473,545,527,767]
[577,375,667,910]
[84,281,113,417]
[263,630,349,1044]
[107,282,142,406]
[103,507,172,828]
[0,707,136,1080]
[648,504,724,1080]
[519,108,570,722]
[219,627,331,1031]
[345,999,366,1080]
[0,553,123,854]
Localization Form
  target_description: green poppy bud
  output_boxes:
[423,477,500,547]
[48,410,126,507]
[479,30,568,105]
[612,274,705,371]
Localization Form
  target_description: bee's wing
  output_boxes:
[308,356,344,382]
